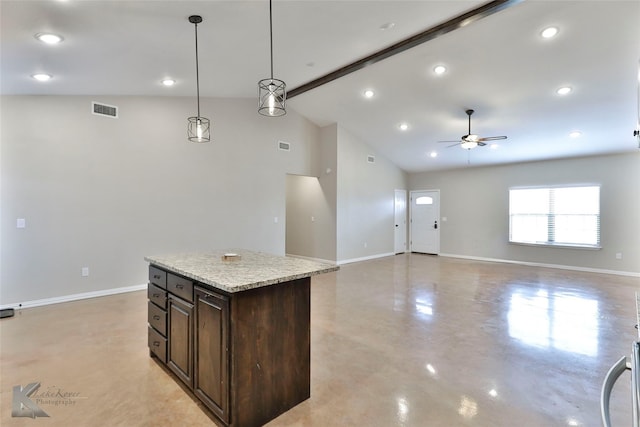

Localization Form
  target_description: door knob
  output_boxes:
[434,220,438,229]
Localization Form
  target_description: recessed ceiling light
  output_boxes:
[379,22,395,31]
[556,86,572,95]
[490,143,499,149]
[541,27,559,39]
[35,33,63,44]
[162,78,176,86]
[569,131,582,138]
[433,65,447,75]
[430,151,438,158]
[363,89,375,98]
[32,73,52,81]
[398,123,409,131]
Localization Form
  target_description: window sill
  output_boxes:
[509,241,602,250]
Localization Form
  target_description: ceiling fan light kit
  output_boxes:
[438,108,507,151]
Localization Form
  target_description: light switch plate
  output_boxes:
[16,218,26,228]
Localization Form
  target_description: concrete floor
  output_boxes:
[1,253,639,426]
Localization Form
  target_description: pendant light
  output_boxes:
[187,15,210,142]
[258,0,286,117]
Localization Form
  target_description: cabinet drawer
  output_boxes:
[148,284,167,309]
[148,326,167,363]
[148,301,167,336]
[167,273,193,303]
[149,266,167,289]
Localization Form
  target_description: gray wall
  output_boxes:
[409,153,640,274]
[285,124,408,264]
[285,174,335,261]
[336,126,408,262]
[1,95,320,305]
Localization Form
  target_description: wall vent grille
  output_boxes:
[367,155,376,163]
[92,101,118,118]
[278,141,291,151]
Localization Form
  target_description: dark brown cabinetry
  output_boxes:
[147,264,311,427]
[194,287,230,423]
[147,268,194,389]
[167,294,193,387]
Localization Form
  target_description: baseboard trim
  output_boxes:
[338,252,395,265]
[0,283,147,311]
[285,254,337,265]
[439,253,640,278]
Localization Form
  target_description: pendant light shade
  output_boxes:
[258,0,286,117]
[187,15,210,142]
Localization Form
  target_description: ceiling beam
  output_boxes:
[288,0,525,99]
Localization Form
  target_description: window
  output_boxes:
[415,196,433,205]
[509,185,600,248]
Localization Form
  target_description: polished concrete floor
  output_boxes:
[1,254,639,426]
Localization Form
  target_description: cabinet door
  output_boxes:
[167,295,193,388]
[194,287,230,424]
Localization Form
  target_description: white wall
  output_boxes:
[336,126,408,262]
[409,153,640,274]
[0,95,320,305]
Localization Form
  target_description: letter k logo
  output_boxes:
[12,383,49,418]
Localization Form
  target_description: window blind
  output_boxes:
[509,186,600,248]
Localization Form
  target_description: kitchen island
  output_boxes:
[145,250,338,427]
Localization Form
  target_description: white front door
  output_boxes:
[394,190,407,254]
[410,190,440,254]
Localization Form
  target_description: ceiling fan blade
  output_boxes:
[447,142,462,148]
[477,142,487,147]
[478,135,507,141]
[438,140,462,143]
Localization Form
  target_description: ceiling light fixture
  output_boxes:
[569,131,582,138]
[32,73,52,81]
[364,89,375,98]
[434,65,447,75]
[35,33,63,44]
[258,0,286,117]
[162,78,175,87]
[379,22,396,31]
[541,27,559,39]
[557,86,572,95]
[399,123,409,131]
[430,151,438,158]
[186,15,210,143]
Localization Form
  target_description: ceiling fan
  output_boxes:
[439,109,507,149]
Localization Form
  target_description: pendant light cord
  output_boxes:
[269,0,274,79]
[194,20,201,118]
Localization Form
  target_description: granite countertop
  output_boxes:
[145,250,339,293]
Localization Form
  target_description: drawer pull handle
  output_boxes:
[175,284,184,289]
[152,293,160,298]
[153,341,160,347]
[153,315,160,320]
[153,274,161,279]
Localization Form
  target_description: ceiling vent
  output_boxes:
[92,101,118,118]
[278,141,290,151]
[367,155,376,163]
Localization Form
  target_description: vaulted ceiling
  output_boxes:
[2,0,639,172]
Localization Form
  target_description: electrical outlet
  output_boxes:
[17,218,26,228]
[616,253,623,260]
[81,267,89,277]
[364,242,368,248]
